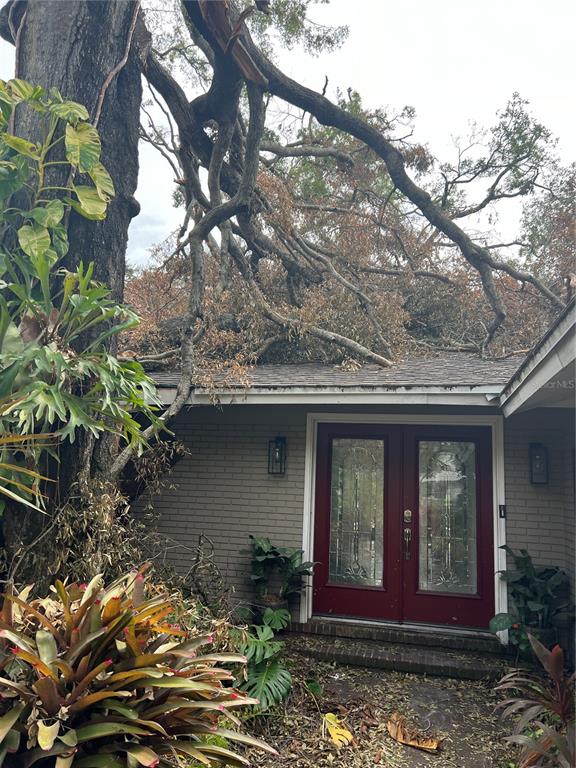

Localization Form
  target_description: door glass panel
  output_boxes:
[418,441,477,594]
[329,439,384,586]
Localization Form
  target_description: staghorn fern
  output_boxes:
[0,567,276,766]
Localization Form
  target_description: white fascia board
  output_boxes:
[155,386,504,407]
[501,325,575,416]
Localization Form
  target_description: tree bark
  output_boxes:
[2,0,141,301]
[0,0,142,569]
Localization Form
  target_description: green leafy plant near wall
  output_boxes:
[236,607,293,711]
[0,78,161,511]
[489,546,571,654]
[248,535,315,604]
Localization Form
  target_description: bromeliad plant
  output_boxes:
[495,634,575,768]
[0,568,276,766]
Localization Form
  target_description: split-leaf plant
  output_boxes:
[0,567,276,766]
[236,607,292,711]
[495,634,575,768]
[0,78,160,511]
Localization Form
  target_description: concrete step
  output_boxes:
[290,633,512,681]
[291,617,504,655]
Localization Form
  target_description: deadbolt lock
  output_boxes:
[403,509,412,523]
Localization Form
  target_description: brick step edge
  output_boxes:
[290,620,504,655]
[293,639,510,681]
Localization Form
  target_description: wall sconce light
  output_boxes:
[529,443,548,484]
[268,436,286,475]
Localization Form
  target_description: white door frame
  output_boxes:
[300,413,507,631]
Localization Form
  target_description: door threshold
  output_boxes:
[312,614,494,639]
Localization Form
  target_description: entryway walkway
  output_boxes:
[250,637,517,768]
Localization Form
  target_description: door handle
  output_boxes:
[403,527,412,560]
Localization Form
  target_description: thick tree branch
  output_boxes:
[180,0,565,347]
[260,141,354,166]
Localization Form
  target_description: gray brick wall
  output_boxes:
[504,408,575,592]
[133,405,307,609]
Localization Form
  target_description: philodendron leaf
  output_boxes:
[17,222,50,258]
[2,134,41,159]
[0,160,23,199]
[69,186,107,220]
[51,226,69,258]
[65,122,101,171]
[28,200,65,228]
[49,100,89,123]
[7,78,42,102]
[89,162,115,200]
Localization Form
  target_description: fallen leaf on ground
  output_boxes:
[386,712,444,752]
[322,712,354,748]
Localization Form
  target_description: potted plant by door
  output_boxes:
[248,535,315,621]
[489,545,572,656]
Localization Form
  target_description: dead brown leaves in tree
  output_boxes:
[386,712,444,753]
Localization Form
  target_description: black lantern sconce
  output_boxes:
[529,443,549,484]
[268,436,287,475]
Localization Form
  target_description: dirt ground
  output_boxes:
[248,639,517,768]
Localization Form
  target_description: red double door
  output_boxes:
[313,424,494,629]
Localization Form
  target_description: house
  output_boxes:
[137,301,575,642]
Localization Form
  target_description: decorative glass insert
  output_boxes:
[418,441,477,594]
[329,439,384,586]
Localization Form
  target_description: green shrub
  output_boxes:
[247,536,314,601]
[489,546,571,653]
[236,606,292,712]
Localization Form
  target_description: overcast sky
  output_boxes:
[1,0,574,265]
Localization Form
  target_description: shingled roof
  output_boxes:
[151,352,525,392]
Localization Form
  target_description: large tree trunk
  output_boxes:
[0,0,142,570]
[3,0,141,299]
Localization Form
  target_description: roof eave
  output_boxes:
[155,385,504,407]
[500,303,576,416]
